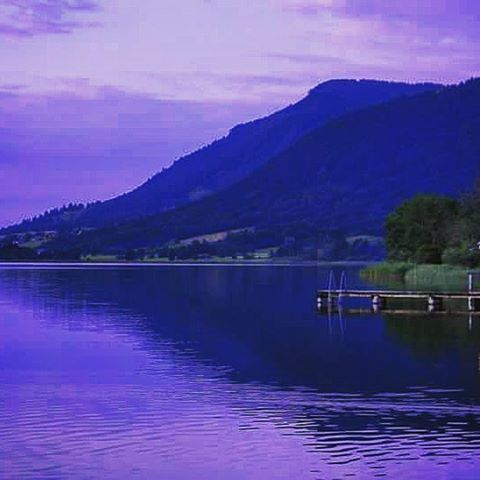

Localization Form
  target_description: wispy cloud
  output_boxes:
[0,79,278,226]
[134,70,318,104]
[277,0,480,46]
[0,83,26,95]
[0,0,102,37]
[279,0,339,16]
[279,0,480,19]
[270,52,359,67]
[271,0,480,83]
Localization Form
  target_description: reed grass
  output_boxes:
[362,262,470,291]
[404,264,468,291]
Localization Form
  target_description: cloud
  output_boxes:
[279,0,480,19]
[270,0,480,83]
[277,0,480,43]
[0,0,102,37]
[220,73,306,88]
[0,84,27,98]
[134,70,318,104]
[270,52,358,67]
[279,0,340,16]
[0,80,279,226]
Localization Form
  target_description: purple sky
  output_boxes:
[1,0,480,227]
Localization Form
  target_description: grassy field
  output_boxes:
[362,262,471,291]
[81,254,118,262]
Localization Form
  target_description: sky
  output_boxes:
[1,0,479,227]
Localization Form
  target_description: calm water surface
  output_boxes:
[1,264,480,479]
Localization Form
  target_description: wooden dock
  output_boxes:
[317,289,480,312]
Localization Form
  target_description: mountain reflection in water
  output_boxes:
[1,265,479,479]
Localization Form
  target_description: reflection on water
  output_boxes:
[0,265,479,479]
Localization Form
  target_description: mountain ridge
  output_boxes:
[55,78,480,254]
[2,78,442,234]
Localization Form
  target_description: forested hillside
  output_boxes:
[3,79,440,234]
[55,78,480,256]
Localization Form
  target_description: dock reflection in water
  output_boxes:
[0,265,479,479]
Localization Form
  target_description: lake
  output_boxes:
[1,264,479,479]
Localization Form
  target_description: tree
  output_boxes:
[0,243,38,260]
[385,194,460,263]
[459,179,480,245]
[440,180,480,267]
[125,249,136,261]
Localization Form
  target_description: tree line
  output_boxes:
[386,181,480,267]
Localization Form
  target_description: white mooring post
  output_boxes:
[371,295,385,312]
[428,295,443,312]
[468,272,480,312]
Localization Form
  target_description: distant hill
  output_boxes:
[59,78,480,254]
[3,79,440,234]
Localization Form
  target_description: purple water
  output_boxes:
[1,265,479,479]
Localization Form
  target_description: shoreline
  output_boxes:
[0,260,374,269]
[361,262,474,291]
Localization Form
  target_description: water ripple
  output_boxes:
[1,265,480,479]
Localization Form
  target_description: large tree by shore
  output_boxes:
[385,194,460,264]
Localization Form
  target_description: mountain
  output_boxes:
[60,78,480,254]
[3,79,441,234]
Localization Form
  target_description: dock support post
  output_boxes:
[428,295,443,312]
[371,295,385,312]
[317,293,337,309]
[468,297,480,312]
[316,293,325,309]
